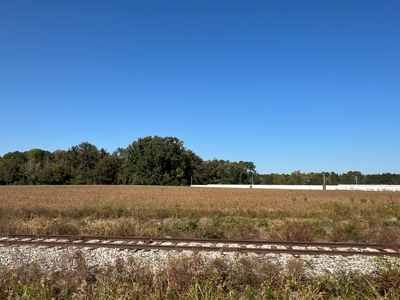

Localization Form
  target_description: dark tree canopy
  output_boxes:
[126,136,190,185]
[0,136,398,185]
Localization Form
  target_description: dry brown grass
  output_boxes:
[2,249,400,299]
[1,185,400,243]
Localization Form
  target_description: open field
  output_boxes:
[1,185,400,299]
[1,185,400,243]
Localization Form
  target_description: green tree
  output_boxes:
[126,136,193,185]
[69,142,100,184]
[180,150,203,185]
[36,167,54,184]
[289,170,303,185]
[272,173,286,185]
[192,159,257,185]
[23,149,49,184]
[95,154,121,184]
[340,171,364,184]
[0,151,27,184]
[112,147,132,184]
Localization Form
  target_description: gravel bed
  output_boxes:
[0,243,396,278]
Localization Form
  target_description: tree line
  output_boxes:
[0,136,399,185]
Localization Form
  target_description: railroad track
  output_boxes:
[1,234,399,257]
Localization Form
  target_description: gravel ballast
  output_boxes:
[0,243,394,278]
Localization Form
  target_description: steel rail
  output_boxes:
[0,239,398,257]
[1,235,400,257]
[3,234,400,250]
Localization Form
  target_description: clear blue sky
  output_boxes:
[1,1,399,174]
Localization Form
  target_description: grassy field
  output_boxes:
[1,185,400,299]
[1,185,400,243]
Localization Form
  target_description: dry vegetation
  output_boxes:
[3,250,400,299]
[1,185,400,299]
[1,185,400,243]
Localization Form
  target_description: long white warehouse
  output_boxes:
[191,184,400,192]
